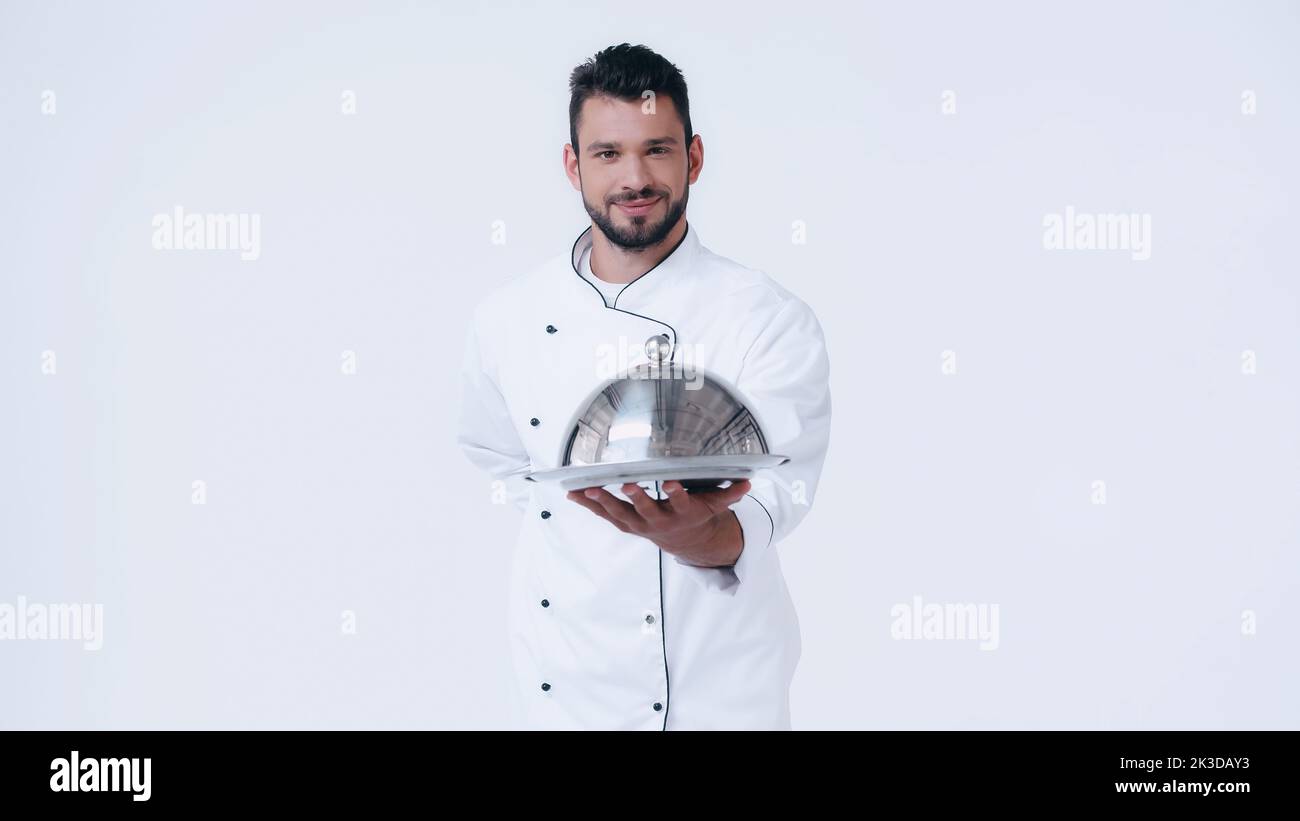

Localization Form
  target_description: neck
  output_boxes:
[588,218,687,284]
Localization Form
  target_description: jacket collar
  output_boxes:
[569,220,700,308]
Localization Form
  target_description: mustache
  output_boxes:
[610,190,667,205]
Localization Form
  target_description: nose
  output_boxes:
[620,155,655,195]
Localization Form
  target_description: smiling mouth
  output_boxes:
[615,197,661,216]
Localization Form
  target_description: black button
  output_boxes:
[653,702,663,712]
[540,510,551,519]
[541,682,551,692]
[530,417,540,427]
[540,599,549,608]
[546,325,557,334]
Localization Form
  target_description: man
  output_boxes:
[457,43,832,730]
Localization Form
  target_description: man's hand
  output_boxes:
[566,480,751,568]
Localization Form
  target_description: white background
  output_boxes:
[1,0,1296,729]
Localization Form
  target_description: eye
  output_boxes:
[597,151,618,160]
[650,147,670,155]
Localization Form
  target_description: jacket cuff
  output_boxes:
[674,560,739,594]
[730,493,774,585]
[675,494,773,595]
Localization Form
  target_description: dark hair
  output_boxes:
[568,43,692,157]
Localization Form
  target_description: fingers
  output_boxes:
[662,479,751,516]
[566,480,754,531]
[575,487,645,531]
[622,483,670,525]
[724,479,752,502]
[566,489,629,531]
[662,481,693,515]
[697,479,752,515]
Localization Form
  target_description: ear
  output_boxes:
[563,143,582,191]
[686,133,704,184]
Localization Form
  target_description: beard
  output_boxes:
[583,184,689,251]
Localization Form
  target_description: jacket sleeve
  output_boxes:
[456,308,534,513]
[675,294,832,594]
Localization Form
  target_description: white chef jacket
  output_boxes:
[456,221,832,730]
[577,243,623,303]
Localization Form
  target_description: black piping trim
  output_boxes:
[746,492,776,549]
[655,479,671,730]
[568,229,685,729]
[569,223,689,366]
[610,225,690,309]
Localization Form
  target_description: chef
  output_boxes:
[457,43,832,730]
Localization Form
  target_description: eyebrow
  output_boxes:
[586,136,680,153]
